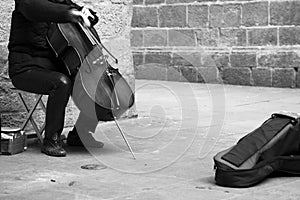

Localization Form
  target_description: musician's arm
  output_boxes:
[18,0,80,23]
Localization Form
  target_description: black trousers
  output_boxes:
[11,67,99,139]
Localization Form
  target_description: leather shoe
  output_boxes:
[41,138,67,157]
[67,128,104,148]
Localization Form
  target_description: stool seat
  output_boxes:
[11,88,46,142]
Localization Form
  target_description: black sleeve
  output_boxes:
[17,0,78,23]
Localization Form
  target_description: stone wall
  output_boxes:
[0,0,135,128]
[131,0,300,88]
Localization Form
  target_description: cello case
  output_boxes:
[214,111,300,187]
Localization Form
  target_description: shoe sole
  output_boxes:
[67,141,104,148]
[41,150,67,157]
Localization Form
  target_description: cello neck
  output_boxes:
[78,23,97,46]
[77,23,118,64]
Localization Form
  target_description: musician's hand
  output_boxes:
[81,7,94,19]
[89,8,99,26]
[81,7,99,27]
[69,8,91,27]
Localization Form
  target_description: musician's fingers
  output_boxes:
[81,7,94,20]
[69,9,91,27]
[81,14,91,27]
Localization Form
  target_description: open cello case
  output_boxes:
[214,111,300,187]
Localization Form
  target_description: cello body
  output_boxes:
[47,22,135,121]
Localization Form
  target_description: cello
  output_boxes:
[46,21,136,159]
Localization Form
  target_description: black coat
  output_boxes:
[8,0,97,78]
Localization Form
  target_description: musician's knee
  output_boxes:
[56,75,72,93]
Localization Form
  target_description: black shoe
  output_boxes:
[67,128,104,148]
[41,138,67,157]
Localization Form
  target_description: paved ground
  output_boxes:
[1,79,300,200]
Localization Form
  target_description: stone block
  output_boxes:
[132,52,144,67]
[167,66,181,82]
[252,68,272,87]
[140,52,170,80]
[172,52,202,67]
[135,64,167,80]
[248,28,277,46]
[159,5,187,27]
[272,68,295,88]
[195,28,218,47]
[209,4,241,28]
[166,0,202,4]
[219,28,246,47]
[208,53,230,68]
[88,2,131,38]
[0,0,13,42]
[198,67,219,83]
[176,52,230,70]
[279,27,300,46]
[242,2,268,27]
[1,112,27,129]
[0,81,26,113]
[221,68,252,86]
[145,0,164,5]
[144,30,168,47]
[258,51,300,68]
[145,52,172,65]
[270,1,300,26]
[296,70,300,88]
[188,5,209,28]
[0,63,9,81]
[133,0,143,5]
[0,44,8,68]
[230,52,256,68]
[180,66,198,82]
[169,29,196,46]
[132,7,158,27]
[131,30,143,47]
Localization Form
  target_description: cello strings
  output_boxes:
[78,23,118,64]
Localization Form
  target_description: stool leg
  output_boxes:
[18,93,43,142]
[37,95,46,139]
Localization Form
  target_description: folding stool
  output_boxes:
[11,88,46,142]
